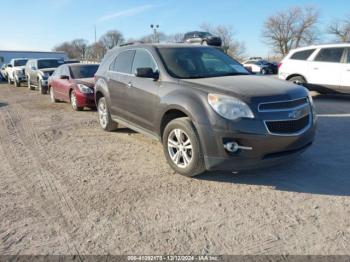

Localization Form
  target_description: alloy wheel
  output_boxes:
[167,129,193,168]
[98,99,108,128]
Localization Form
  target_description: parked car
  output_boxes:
[1,64,8,81]
[48,63,99,111]
[94,43,316,177]
[6,58,28,87]
[183,31,222,47]
[26,58,64,94]
[242,59,271,74]
[279,43,350,94]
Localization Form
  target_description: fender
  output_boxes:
[95,77,112,107]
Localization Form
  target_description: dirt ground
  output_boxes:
[0,82,349,255]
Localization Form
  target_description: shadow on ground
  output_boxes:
[198,95,350,197]
[0,102,8,108]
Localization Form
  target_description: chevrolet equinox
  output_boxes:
[94,44,316,177]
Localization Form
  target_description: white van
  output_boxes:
[278,43,350,94]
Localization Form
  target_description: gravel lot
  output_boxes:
[0,82,349,255]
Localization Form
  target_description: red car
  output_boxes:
[48,63,99,111]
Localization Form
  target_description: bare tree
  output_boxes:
[71,39,88,60]
[167,33,185,43]
[100,30,124,49]
[327,18,350,42]
[53,42,76,59]
[262,6,319,56]
[200,23,246,60]
[86,41,107,62]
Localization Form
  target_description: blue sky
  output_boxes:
[0,0,349,56]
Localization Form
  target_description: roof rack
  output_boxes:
[119,41,145,47]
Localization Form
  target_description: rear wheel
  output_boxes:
[288,76,306,86]
[97,97,118,131]
[261,68,267,75]
[163,117,205,177]
[70,90,83,111]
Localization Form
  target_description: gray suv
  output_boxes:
[95,44,316,177]
[26,58,64,94]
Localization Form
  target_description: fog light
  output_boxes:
[224,141,253,153]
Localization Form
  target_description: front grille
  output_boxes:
[259,98,308,111]
[266,115,310,134]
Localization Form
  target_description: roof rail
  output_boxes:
[119,41,145,47]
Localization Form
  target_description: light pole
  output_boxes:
[150,24,159,43]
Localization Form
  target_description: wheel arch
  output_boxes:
[286,74,307,82]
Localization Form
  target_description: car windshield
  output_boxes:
[38,59,63,69]
[14,59,28,67]
[157,47,249,79]
[70,65,99,79]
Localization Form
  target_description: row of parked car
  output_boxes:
[2,43,317,177]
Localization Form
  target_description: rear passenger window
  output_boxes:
[290,49,315,60]
[110,50,135,74]
[314,48,344,63]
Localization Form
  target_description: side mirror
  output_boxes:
[60,75,69,80]
[135,67,159,80]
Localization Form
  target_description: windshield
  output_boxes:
[38,59,63,69]
[70,65,99,79]
[157,47,249,79]
[14,59,28,67]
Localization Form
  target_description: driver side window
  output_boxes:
[132,49,158,74]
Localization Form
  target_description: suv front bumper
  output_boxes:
[197,116,316,171]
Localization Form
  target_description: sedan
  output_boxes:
[48,63,99,111]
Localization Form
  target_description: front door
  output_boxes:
[340,48,350,93]
[126,48,160,133]
[308,47,344,91]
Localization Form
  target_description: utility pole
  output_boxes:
[150,24,159,43]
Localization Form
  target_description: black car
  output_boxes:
[94,44,316,177]
[25,58,64,94]
[183,31,222,47]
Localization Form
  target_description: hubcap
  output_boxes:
[167,129,193,168]
[50,88,55,102]
[98,100,108,128]
[71,92,77,109]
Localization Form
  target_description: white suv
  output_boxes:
[6,58,28,87]
[279,43,350,94]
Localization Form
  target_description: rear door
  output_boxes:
[340,48,350,93]
[107,50,135,119]
[58,65,72,102]
[308,47,345,90]
[126,48,160,132]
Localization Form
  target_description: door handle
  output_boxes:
[347,69,350,72]
[127,82,133,88]
[313,67,318,70]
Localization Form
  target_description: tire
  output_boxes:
[97,97,118,131]
[70,90,83,111]
[8,76,12,85]
[162,117,205,177]
[288,76,306,86]
[14,78,20,87]
[202,40,208,46]
[27,77,34,90]
[38,80,47,94]
[49,86,58,103]
[261,68,267,75]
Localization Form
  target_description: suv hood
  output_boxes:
[181,75,308,101]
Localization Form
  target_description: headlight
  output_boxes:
[77,84,93,94]
[208,94,254,120]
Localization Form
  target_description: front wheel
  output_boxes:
[163,117,205,177]
[49,87,58,103]
[14,78,20,87]
[97,97,118,131]
[27,77,34,90]
[261,68,267,75]
[70,90,83,111]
